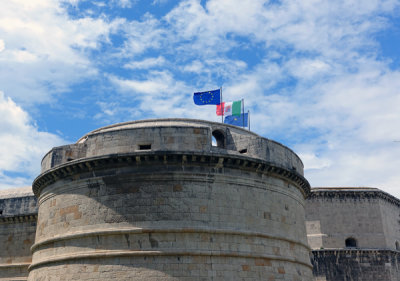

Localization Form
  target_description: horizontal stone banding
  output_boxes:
[31,226,311,252]
[0,263,30,269]
[309,189,400,208]
[29,250,313,271]
[0,214,37,224]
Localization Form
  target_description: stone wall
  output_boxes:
[379,199,400,251]
[305,188,400,250]
[311,249,400,281]
[40,119,304,175]
[306,187,400,281]
[0,187,38,281]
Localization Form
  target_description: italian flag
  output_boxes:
[216,100,242,116]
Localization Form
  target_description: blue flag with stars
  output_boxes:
[224,113,248,127]
[193,89,221,105]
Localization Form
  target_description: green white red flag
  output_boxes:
[216,100,241,116]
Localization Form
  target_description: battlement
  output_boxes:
[306,187,400,252]
[309,187,400,208]
[0,187,37,218]
[40,118,304,176]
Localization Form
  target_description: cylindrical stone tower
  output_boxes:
[29,119,312,280]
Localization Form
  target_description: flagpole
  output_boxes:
[242,98,244,128]
[220,87,223,123]
[248,110,250,131]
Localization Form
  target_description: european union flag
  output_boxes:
[193,89,221,105]
[224,113,248,127]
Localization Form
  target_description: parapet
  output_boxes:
[36,119,307,196]
[0,186,37,221]
[308,187,400,207]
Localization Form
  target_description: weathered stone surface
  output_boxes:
[0,187,37,281]
[39,119,305,178]
[29,119,312,280]
[311,249,400,281]
[306,187,400,250]
[306,187,400,280]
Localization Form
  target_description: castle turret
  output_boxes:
[28,119,312,280]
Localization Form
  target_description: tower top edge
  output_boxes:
[309,187,400,207]
[77,118,260,143]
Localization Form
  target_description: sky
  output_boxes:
[1,0,400,197]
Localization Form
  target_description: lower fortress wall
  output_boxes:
[0,188,37,281]
[311,249,400,281]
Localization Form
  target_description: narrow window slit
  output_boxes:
[139,144,151,150]
[239,149,247,154]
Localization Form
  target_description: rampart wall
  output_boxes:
[306,188,400,281]
[0,187,37,281]
[311,249,400,281]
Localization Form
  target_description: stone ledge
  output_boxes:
[308,188,400,208]
[312,248,400,254]
[33,151,310,198]
[29,249,313,271]
[0,214,37,224]
[31,226,311,252]
[0,263,30,269]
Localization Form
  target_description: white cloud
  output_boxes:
[117,14,166,58]
[286,58,331,80]
[113,0,135,8]
[152,0,169,5]
[0,92,64,190]
[124,56,166,69]
[110,70,190,96]
[0,39,4,52]
[298,153,332,170]
[0,0,123,105]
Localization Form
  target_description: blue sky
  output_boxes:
[1,0,400,197]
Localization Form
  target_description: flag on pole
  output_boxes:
[193,89,221,105]
[224,113,248,127]
[216,100,241,116]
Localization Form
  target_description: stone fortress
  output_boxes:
[0,119,398,280]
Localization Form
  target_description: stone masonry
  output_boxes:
[3,119,398,280]
[0,187,37,281]
[27,118,313,280]
[306,187,400,281]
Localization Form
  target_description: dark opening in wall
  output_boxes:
[396,241,399,250]
[212,130,225,148]
[239,148,247,154]
[139,144,151,150]
[345,237,357,248]
[0,210,2,215]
